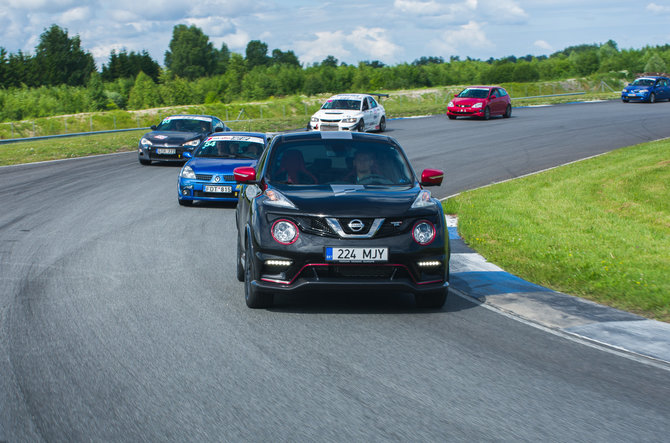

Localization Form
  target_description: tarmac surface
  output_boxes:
[446,216,670,366]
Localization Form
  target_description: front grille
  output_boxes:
[193,191,237,198]
[312,264,410,280]
[196,174,213,181]
[292,216,337,237]
[319,125,340,131]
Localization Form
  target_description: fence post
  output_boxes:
[226,109,229,120]
[260,106,263,119]
[11,122,14,138]
[33,121,36,137]
[90,116,93,132]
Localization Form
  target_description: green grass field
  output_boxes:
[443,139,670,322]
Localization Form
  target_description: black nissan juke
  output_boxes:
[234,131,449,309]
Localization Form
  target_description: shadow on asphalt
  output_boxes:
[269,288,477,315]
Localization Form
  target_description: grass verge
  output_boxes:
[443,139,670,322]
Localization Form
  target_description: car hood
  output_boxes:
[313,109,362,119]
[451,97,487,106]
[143,130,203,144]
[272,184,432,217]
[188,157,256,174]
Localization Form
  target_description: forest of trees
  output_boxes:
[1,23,669,122]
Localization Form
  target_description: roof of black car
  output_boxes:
[272,131,395,144]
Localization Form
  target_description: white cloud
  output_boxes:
[59,6,91,24]
[295,31,352,65]
[534,40,553,51]
[347,27,402,62]
[431,21,493,55]
[647,3,670,13]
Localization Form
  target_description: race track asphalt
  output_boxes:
[1,100,669,441]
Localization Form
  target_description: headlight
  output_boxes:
[472,102,483,108]
[264,189,296,208]
[342,117,358,123]
[411,190,435,208]
[180,165,196,179]
[271,219,299,245]
[447,101,454,107]
[140,137,152,147]
[412,220,436,245]
[310,117,319,123]
[183,139,200,147]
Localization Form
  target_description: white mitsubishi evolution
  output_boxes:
[309,93,387,132]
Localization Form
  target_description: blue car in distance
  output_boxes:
[178,132,268,206]
[621,76,670,103]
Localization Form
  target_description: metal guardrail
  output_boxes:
[0,127,150,145]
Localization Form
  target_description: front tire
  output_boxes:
[503,104,512,118]
[178,199,193,206]
[244,237,273,308]
[447,115,457,120]
[236,234,244,282]
[649,93,656,103]
[378,116,386,132]
[357,120,365,132]
[483,106,491,120]
[415,289,448,309]
[139,158,151,165]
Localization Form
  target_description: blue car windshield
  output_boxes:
[195,140,263,159]
[457,88,490,98]
[321,99,361,110]
[267,139,414,186]
[156,117,211,132]
[631,79,655,86]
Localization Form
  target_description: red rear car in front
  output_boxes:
[447,86,512,120]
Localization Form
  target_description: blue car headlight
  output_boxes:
[180,165,196,179]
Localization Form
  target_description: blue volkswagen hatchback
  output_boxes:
[621,76,670,103]
[178,132,268,206]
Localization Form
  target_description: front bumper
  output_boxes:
[621,91,651,102]
[447,106,485,117]
[138,146,194,162]
[309,120,359,131]
[248,222,450,295]
[178,178,242,202]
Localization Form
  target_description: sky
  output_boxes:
[1,0,670,70]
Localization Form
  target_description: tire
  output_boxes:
[139,158,151,165]
[622,99,629,103]
[649,93,656,103]
[503,104,512,118]
[378,116,386,132]
[447,115,457,120]
[244,237,273,308]
[357,120,365,132]
[236,234,244,282]
[178,198,193,206]
[483,106,491,120]
[415,288,448,309]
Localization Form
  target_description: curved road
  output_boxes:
[2,101,670,441]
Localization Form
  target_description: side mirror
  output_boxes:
[420,169,444,187]
[182,151,192,159]
[234,166,257,183]
[150,125,157,130]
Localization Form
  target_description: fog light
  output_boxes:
[417,260,441,268]
[182,189,190,196]
[265,259,292,267]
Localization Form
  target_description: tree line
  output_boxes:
[1,23,669,122]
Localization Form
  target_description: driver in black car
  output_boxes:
[352,149,379,183]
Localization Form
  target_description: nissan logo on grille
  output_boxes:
[348,219,365,232]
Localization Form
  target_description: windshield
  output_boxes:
[266,139,414,186]
[321,99,362,111]
[156,117,211,132]
[631,78,655,86]
[195,136,264,159]
[457,88,490,98]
